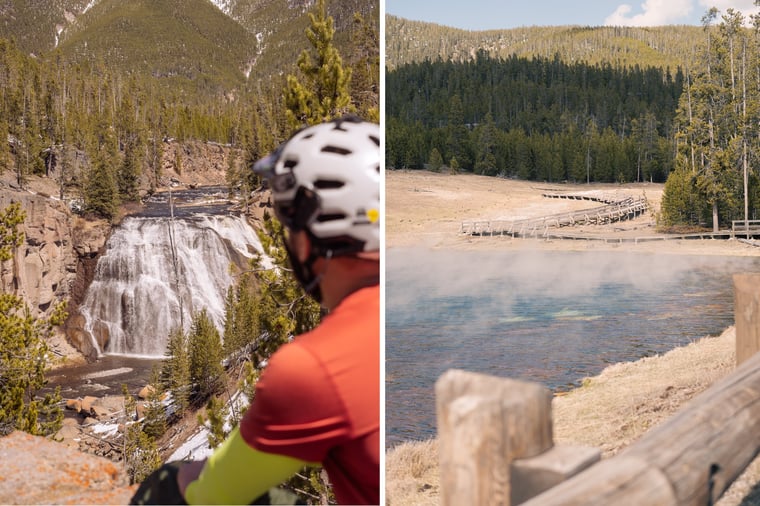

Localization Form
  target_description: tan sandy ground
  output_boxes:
[384,170,760,505]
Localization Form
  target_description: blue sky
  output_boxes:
[384,0,760,31]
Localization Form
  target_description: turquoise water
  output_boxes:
[385,248,760,447]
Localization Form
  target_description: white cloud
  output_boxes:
[604,0,695,26]
[697,1,760,25]
[605,0,760,26]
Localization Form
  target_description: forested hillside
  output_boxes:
[387,8,760,230]
[386,15,703,71]
[0,0,378,220]
[0,0,376,84]
[386,53,682,183]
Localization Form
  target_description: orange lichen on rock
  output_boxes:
[0,431,137,504]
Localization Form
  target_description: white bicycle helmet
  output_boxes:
[254,116,380,256]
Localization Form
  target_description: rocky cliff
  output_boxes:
[0,181,109,361]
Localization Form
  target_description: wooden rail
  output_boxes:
[732,220,760,233]
[436,273,760,506]
[460,196,649,238]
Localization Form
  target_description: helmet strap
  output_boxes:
[283,236,332,304]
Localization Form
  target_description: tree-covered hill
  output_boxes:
[386,14,703,71]
[0,0,377,94]
[0,0,92,56]
[386,52,682,184]
[56,0,257,94]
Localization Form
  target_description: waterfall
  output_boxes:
[80,213,265,357]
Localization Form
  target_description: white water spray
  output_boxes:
[80,214,264,357]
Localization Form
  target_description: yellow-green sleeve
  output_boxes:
[184,426,310,505]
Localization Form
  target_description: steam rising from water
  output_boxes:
[386,247,760,446]
[388,248,747,306]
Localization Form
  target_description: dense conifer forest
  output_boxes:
[386,52,682,184]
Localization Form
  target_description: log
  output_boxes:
[511,445,600,505]
[734,273,760,365]
[436,369,552,506]
[523,350,760,505]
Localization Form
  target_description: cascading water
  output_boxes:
[79,188,267,358]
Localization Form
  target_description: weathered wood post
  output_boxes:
[435,369,553,506]
[734,273,760,365]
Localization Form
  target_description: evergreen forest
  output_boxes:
[386,6,760,230]
[386,52,682,184]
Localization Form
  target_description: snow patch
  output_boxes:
[209,0,234,16]
[167,391,249,463]
[83,0,98,14]
[90,422,120,438]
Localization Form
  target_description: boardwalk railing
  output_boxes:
[460,197,649,238]
[436,273,760,506]
[732,220,760,233]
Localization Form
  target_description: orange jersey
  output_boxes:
[240,284,380,505]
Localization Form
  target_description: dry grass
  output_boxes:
[385,439,440,506]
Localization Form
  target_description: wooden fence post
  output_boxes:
[435,369,553,506]
[734,273,760,365]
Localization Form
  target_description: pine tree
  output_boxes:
[283,0,353,132]
[428,148,443,172]
[348,12,380,122]
[188,309,226,401]
[222,274,261,360]
[163,327,190,416]
[123,422,161,484]
[142,366,166,439]
[200,395,228,450]
[83,119,120,220]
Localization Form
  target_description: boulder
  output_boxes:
[53,423,81,447]
[81,396,98,413]
[65,398,82,412]
[0,431,136,504]
[135,402,146,420]
[90,405,111,420]
[93,395,126,414]
[138,385,156,399]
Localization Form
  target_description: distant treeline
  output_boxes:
[386,51,683,184]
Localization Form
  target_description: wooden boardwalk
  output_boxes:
[460,194,649,238]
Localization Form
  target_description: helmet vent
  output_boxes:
[316,212,346,223]
[369,135,379,146]
[283,159,298,169]
[314,179,345,189]
[321,145,352,155]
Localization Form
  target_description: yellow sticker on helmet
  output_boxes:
[367,208,380,223]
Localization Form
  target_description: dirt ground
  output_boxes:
[386,169,759,256]
[384,170,760,506]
